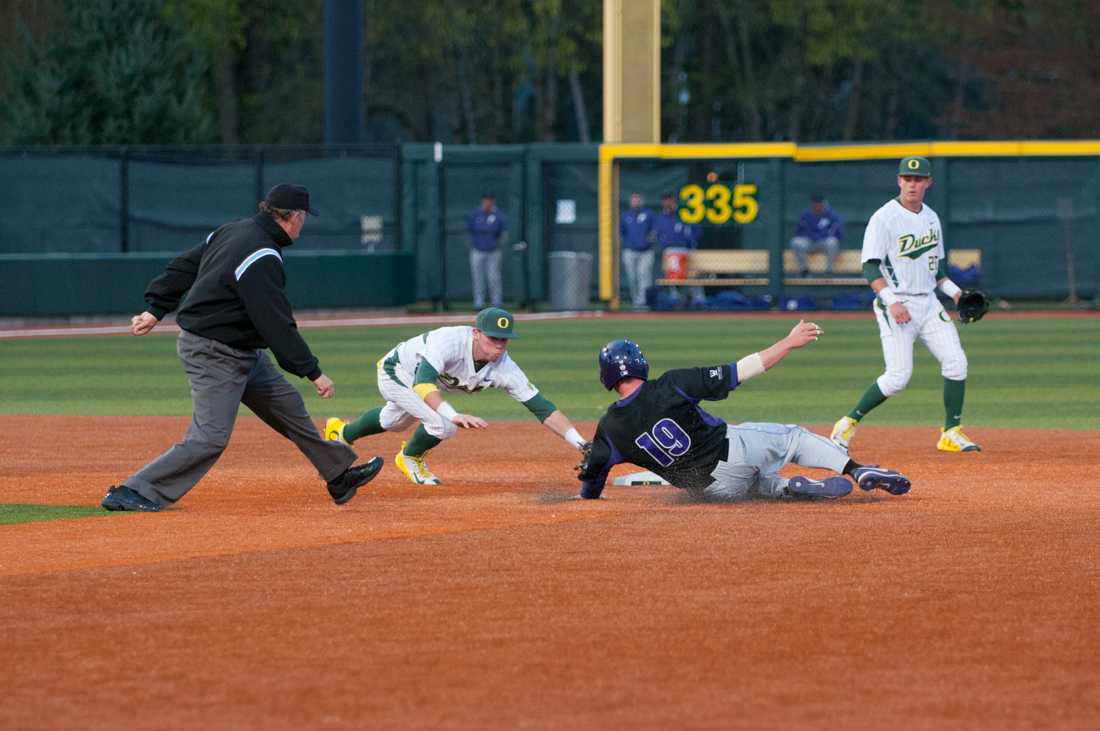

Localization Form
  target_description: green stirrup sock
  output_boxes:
[404,424,442,457]
[344,407,385,443]
[848,382,887,421]
[943,378,966,429]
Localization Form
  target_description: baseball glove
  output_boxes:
[574,442,592,479]
[957,289,990,324]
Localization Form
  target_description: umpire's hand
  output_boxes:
[130,311,158,336]
[312,373,336,399]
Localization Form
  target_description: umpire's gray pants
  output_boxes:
[470,248,503,308]
[125,330,356,506]
[689,422,849,501]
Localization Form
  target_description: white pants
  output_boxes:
[688,423,850,501]
[873,293,968,397]
[375,366,459,441]
[790,236,840,272]
[470,248,502,308]
[622,248,654,308]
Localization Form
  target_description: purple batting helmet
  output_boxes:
[599,339,649,390]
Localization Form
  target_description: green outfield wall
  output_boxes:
[0,251,415,317]
[1,142,1097,315]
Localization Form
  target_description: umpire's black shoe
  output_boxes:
[327,456,384,505]
[102,485,162,512]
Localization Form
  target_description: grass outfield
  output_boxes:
[1,315,1097,429]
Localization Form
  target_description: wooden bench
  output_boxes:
[656,248,981,288]
[654,250,771,287]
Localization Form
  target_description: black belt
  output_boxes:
[719,438,729,463]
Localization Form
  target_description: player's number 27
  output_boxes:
[679,183,759,225]
[634,418,692,467]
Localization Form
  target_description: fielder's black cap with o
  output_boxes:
[898,156,932,177]
[475,307,518,339]
[264,183,319,215]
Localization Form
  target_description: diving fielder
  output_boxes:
[575,323,911,502]
[830,156,980,454]
[325,307,588,485]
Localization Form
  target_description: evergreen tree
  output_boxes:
[1,0,216,144]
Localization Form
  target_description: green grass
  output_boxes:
[0,504,108,525]
[1,316,1098,428]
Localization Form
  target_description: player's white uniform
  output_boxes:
[375,325,539,440]
[862,199,967,397]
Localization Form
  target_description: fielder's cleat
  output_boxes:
[851,465,911,495]
[937,426,981,453]
[830,416,859,452]
[395,442,441,485]
[101,485,161,512]
[326,456,384,505]
[787,475,853,499]
[324,417,349,445]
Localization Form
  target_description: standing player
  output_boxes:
[325,307,588,485]
[574,323,911,502]
[620,191,656,310]
[830,156,979,454]
[655,192,705,308]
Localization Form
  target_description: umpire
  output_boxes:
[102,184,382,512]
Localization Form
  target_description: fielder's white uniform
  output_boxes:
[862,199,967,397]
[376,325,539,440]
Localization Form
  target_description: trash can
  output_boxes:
[548,251,593,310]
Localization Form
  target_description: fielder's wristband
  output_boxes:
[877,288,900,306]
[939,279,961,299]
[564,427,587,449]
[436,401,458,421]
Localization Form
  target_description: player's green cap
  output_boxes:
[475,307,519,339]
[898,156,932,177]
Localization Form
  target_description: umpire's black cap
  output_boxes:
[265,183,319,215]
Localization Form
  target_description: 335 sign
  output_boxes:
[678,183,759,225]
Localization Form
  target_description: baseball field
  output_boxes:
[2,311,1098,728]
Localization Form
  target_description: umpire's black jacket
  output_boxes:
[143,212,322,380]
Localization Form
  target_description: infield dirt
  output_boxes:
[1,415,1097,729]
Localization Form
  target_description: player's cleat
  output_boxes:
[101,485,161,512]
[786,475,853,499]
[937,426,981,453]
[326,456,384,505]
[830,416,859,451]
[850,465,911,495]
[395,442,441,485]
[324,417,348,445]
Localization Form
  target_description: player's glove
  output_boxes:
[957,288,990,324]
[574,441,592,479]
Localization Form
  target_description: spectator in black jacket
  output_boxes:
[101,184,383,512]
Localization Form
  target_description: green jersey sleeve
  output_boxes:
[521,392,557,422]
